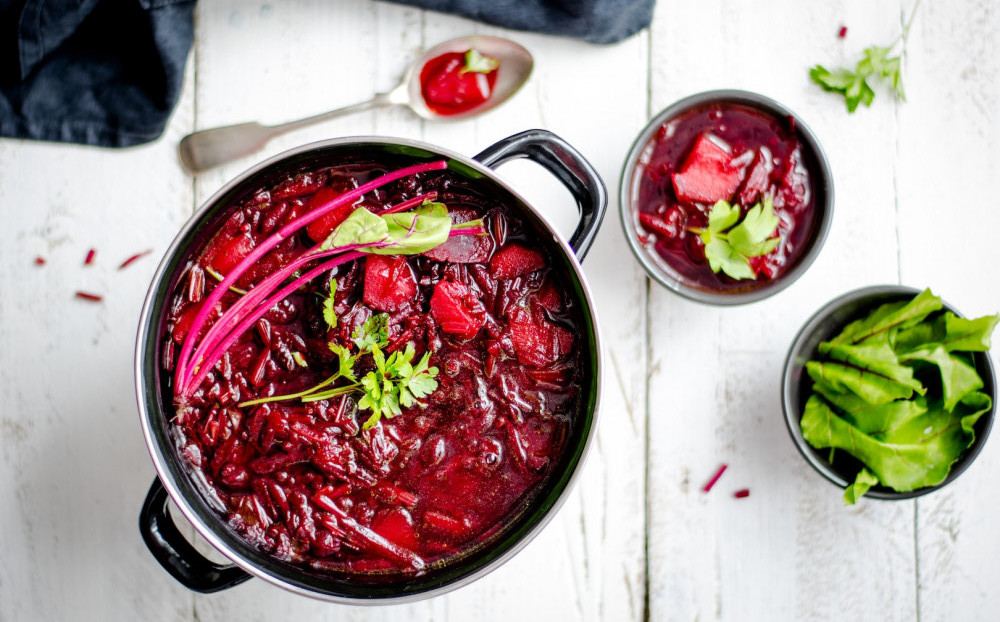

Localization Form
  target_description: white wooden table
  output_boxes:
[2,0,998,620]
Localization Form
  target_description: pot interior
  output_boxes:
[138,138,600,601]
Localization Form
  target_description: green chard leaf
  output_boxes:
[322,207,389,250]
[844,469,880,505]
[825,288,941,348]
[801,394,978,494]
[371,199,452,255]
[800,288,996,502]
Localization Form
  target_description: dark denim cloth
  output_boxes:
[387,0,654,45]
[0,0,653,148]
[0,0,196,147]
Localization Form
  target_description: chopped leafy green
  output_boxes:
[358,341,439,430]
[464,48,499,74]
[844,469,880,505]
[322,278,338,329]
[800,288,997,504]
[352,313,389,351]
[692,197,780,280]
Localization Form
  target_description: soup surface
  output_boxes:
[163,160,583,575]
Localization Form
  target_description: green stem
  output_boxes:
[239,371,344,407]
[301,383,362,403]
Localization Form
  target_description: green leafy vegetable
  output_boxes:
[352,313,389,351]
[463,48,499,74]
[692,197,780,280]
[322,278,338,330]
[800,288,997,504]
[810,1,921,112]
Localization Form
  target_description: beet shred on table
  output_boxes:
[162,162,583,576]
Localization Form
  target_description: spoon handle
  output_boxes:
[178,91,400,174]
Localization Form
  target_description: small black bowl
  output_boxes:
[619,89,834,305]
[781,285,996,500]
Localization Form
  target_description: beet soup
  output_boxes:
[162,158,586,577]
[629,100,821,293]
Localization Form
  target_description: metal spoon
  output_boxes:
[178,35,533,175]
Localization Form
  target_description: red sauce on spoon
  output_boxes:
[420,49,500,116]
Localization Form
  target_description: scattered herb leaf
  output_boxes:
[810,0,921,112]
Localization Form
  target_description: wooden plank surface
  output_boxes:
[1,0,998,620]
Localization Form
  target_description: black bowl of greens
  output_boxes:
[782,285,998,504]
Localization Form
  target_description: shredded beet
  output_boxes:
[34,256,46,266]
[702,463,728,492]
[75,291,103,302]
[85,249,96,265]
[733,488,750,499]
[838,26,848,38]
[119,249,153,270]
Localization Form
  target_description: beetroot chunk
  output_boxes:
[737,147,774,206]
[423,208,493,263]
[508,305,573,368]
[430,281,487,339]
[363,256,417,312]
[671,133,745,204]
[489,243,545,280]
[305,186,359,243]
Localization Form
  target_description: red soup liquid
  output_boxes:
[164,162,583,576]
[631,102,819,292]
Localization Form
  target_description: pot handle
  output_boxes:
[473,129,607,260]
[139,477,251,593]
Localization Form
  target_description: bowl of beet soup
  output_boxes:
[136,130,606,603]
[620,90,833,305]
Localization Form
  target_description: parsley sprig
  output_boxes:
[692,197,780,280]
[239,313,439,431]
[810,0,921,112]
[463,49,499,74]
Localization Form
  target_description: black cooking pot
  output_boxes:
[135,130,606,603]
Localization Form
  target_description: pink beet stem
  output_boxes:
[85,249,96,265]
[120,249,153,269]
[702,463,728,492]
[75,291,103,302]
[733,488,750,499]
[379,191,438,216]
[180,244,361,391]
[183,252,364,394]
[174,160,447,387]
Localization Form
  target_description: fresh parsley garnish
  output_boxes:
[352,313,389,351]
[693,197,780,280]
[239,312,439,432]
[463,48,499,74]
[810,0,920,112]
